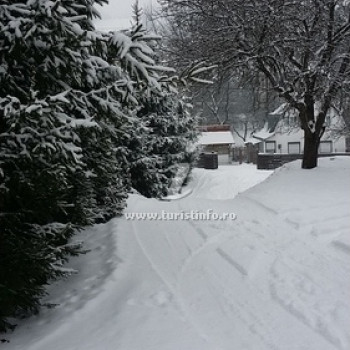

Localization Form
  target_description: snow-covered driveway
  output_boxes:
[4,159,350,350]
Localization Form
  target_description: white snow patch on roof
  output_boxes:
[245,137,261,145]
[247,122,275,143]
[270,103,288,115]
[252,129,274,140]
[197,131,235,145]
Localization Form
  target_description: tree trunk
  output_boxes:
[302,132,320,169]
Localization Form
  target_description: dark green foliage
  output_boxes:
[0,0,128,331]
[0,1,200,333]
[129,95,198,198]
[125,25,199,198]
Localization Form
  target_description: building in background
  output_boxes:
[246,104,349,155]
[197,125,235,165]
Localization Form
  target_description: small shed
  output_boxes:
[197,125,235,165]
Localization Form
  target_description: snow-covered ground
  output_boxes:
[3,159,350,350]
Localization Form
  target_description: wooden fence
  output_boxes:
[257,153,350,170]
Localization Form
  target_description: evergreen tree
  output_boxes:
[0,1,92,330]
[0,0,203,332]
[132,93,198,198]
[0,0,130,331]
[123,23,199,198]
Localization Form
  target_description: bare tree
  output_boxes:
[193,73,271,142]
[132,0,142,26]
[160,0,350,168]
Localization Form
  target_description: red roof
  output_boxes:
[198,124,231,132]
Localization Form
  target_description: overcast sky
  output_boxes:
[95,0,158,31]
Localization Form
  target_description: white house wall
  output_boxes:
[267,129,303,154]
[320,132,347,153]
[256,104,348,154]
[218,154,232,165]
[264,129,346,154]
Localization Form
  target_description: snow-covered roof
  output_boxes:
[270,103,288,116]
[244,137,261,145]
[252,128,274,140]
[245,122,275,144]
[198,131,235,145]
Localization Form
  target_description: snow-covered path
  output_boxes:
[3,159,350,350]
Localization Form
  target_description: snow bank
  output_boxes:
[189,163,272,199]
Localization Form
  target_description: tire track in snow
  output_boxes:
[130,217,217,346]
[216,248,248,276]
[175,235,284,350]
[173,206,238,283]
[173,213,285,349]
[269,258,350,349]
[176,195,345,350]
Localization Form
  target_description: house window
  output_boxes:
[265,141,276,153]
[319,141,332,153]
[288,142,300,154]
[258,142,264,153]
[325,115,331,127]
[288,115,298,126]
